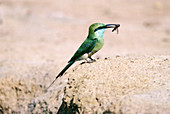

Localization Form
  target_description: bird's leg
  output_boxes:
[89,56,96,62]
[88,52,96,63]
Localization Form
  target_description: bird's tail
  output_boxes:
[45,61,75,91]
[56,61,75,78]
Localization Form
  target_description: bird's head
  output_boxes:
[88,23,120,38]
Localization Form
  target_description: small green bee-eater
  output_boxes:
[47,23,120,89]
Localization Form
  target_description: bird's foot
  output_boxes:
[91,59,96,62]
[88,57,96,63]
[81,58,96,64]
[90,57,96,62]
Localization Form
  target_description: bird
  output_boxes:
[46,23,120,90]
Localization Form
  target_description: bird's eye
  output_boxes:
[94,28,99,32]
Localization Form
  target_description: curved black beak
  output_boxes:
[105,24,120,29]
[94,24,120,33]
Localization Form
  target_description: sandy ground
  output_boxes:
[0,0,170,113]
[62,56,170,113]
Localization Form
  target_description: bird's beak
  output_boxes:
[106,24,120,34]
[105,24,120,29]
[94,24,120,33]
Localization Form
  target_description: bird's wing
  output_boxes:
[68,38,98,63]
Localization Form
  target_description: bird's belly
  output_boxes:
[77,53,88,61]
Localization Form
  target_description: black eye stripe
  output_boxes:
[94,26,106,32]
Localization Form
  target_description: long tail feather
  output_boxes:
[46,61,75,91]
[56,61,75,79]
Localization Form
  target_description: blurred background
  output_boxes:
[0,0,170,112]
[0,0,170,80]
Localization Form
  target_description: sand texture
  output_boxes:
[59,56,170,113]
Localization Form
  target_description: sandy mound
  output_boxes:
[58,56,170,113]
[1,56,169,113]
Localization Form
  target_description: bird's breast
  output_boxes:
[92,38,104,52]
